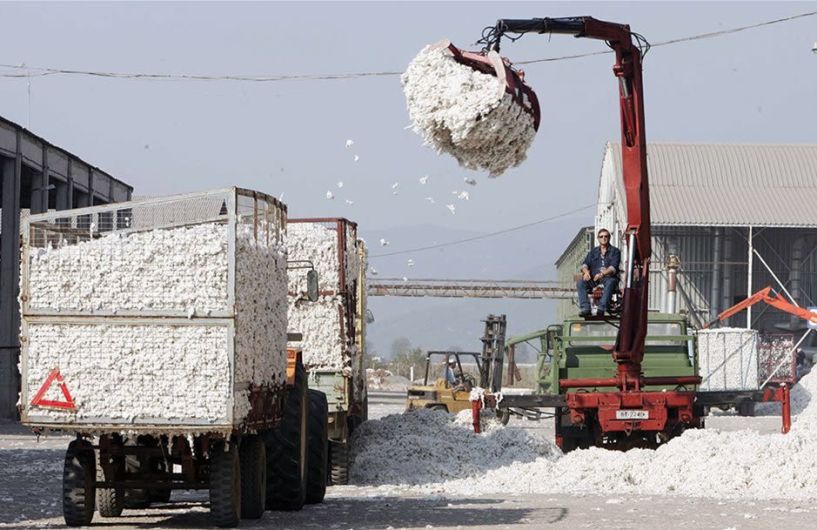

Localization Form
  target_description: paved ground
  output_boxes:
[0,392,811,529]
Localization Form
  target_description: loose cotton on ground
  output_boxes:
[402,44,536,176]
[350,370,817,500]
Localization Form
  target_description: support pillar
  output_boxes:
[722,232,732,325]
[0,138,22,419]
[30,146,49,214]
[710,228,722,322]
[747,226,753,329]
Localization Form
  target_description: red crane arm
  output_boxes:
[705,286,817,328]
[492,17,650,389]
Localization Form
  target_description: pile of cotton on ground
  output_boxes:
[24,221,288,427]
[350,371,817,500]
[286,222,360,371]
[402,44,536,176]
[350,408,559,485]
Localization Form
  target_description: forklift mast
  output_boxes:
[480,314,507,392]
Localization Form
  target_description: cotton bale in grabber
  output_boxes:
[401,40,540,176]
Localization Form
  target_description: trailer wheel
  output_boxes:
[738,399,756,417]
[240,435,266,518]
[63,439,96,527]
[266,361,308,510]
[210,441,241,528]
[498,408,511,426]
[96,459,123,517]
[329,441,350,485]
[306,389,329,504]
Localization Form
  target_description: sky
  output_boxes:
[1,1,815,350]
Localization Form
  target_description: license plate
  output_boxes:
[616,409,648,420]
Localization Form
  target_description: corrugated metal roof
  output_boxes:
[606,143,817,227]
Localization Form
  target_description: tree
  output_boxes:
[390,347,426,381]
[363,341,383,370]
[390,336,412,359]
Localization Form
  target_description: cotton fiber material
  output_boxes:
[28,224,229,315]
[350,372,817,500]
[234,219,289,393]
[402,44,536,176]
[697,328,759,391]
[24,219,288,429]
[350,408,559,486]
[25,323,232,425]
[287,297,345,371]
[287,222,358,293]
[287,222,360,371]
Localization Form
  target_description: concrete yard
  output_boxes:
[1,392,812,530]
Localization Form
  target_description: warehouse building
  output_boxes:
[557,142,817,344]
[0,116,133,419]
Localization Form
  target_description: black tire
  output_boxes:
[63,439,95,527]
[209,441,241,528]
[428,404,448,413]
[266,362,309,510]
[149,487,171,503]
[329,441,350,486]
[306,390,329,504]
[96,458,123,517]
[240,435,266,519]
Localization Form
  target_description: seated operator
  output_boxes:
[444,359,459,387]
[576,228,621,317]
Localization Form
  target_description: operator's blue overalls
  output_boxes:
[577,244,621,315]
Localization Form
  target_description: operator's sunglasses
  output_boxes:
[598,234,609,239]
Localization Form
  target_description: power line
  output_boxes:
[369,203,594,259]
[516,10,817,65]
[0,10,814,82]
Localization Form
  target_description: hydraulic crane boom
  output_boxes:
[704,286,817,328]
[460,15,788,448]
[486,17,651,391]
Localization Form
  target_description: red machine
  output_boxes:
[705,286,817,329]
[455,17,790,447]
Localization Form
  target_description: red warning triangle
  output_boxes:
[30,368,76,411]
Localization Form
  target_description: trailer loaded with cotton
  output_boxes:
[19,187,328,527]
[286,218,368,485]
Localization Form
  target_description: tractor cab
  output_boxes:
[405,351,482,414]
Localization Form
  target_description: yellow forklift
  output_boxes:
[405,315,508,422]
[405,351,482,414]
